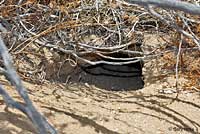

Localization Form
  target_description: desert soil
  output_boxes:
[0,34,200,134]
[0,67,200,134]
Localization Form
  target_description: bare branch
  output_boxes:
[124,0,200,15]
[0,35,57,134]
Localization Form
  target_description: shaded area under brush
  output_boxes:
[66,59,144,91]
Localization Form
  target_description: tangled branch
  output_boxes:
[0,0,200,133]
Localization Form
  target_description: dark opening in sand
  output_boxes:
[76,62,144,91]
[46,50,144,91]
[60,53,145,91]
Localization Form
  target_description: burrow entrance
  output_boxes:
[47,53,144,91]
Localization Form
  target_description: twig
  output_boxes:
[124,0,200,15]
[175,34,183,94]
[147,5,200,48]
[0,35,57,134]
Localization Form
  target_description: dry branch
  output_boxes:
[0,35,57,134]
[124,0,200,15]
[0,0,199,133]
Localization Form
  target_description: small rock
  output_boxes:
[159,88,177,94]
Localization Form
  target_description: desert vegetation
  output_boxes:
[0,0,200,134]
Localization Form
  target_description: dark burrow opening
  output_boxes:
[61,53,144,91]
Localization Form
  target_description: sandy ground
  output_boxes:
[0,34,200,134]
[0,75,200,134]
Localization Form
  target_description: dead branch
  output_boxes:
[124,0,200,15]
[0,35,57,134]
